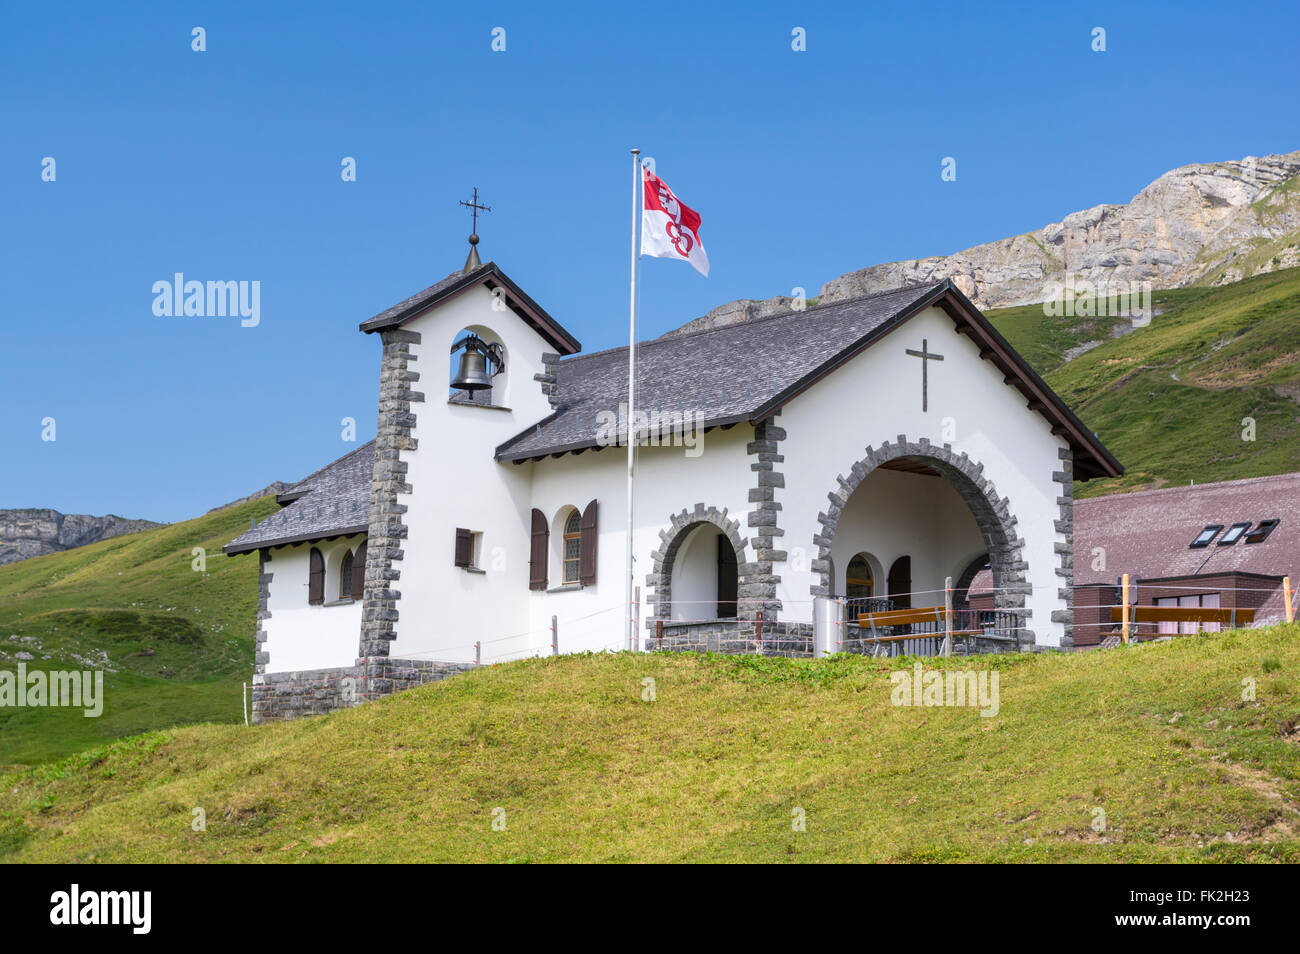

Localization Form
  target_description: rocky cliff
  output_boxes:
[669,150,1300,336]
[0,510,162,566]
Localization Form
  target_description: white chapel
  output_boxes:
[226,242,1122,722]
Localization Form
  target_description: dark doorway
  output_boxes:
[887,556,912,609]
[716,532,738,618]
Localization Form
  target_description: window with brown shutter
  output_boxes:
[308,547,325,605]
[529,508,549,590]
[579,499,598,585]
[454,528,473,568]
[350,541,367,600]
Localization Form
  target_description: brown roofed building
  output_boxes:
[970,472,1299,646]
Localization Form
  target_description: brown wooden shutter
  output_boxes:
[529,508,548,590]
[716,533,738,618]
[887,556,911,609]
[308,547,325,605]
[350,541,367,600]
[579,499,598,585]
[454,528,473,568]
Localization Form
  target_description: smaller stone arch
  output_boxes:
[646,503,749,622]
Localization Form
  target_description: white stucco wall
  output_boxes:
[391,284,558,665]
[385,283,756,664]
[262,534,365,673]
[829,468,987,603]
[776,304,1070,645]
[523,424,753,654]
[259,291,1075,669]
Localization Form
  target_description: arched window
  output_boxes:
[846,554,874,601]
[339,549,354,600]
[563,510,582,584]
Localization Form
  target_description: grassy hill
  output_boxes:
[0,497,276,768]
[987,267,1300,497]
[2,626,1297,862]
[1,267,1296,778]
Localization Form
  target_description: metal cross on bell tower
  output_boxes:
[458,188,491,272]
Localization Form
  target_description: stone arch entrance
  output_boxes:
[646,504,751,622]
[812,436,1031,642]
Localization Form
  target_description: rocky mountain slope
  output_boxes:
[670,149,1300,336]
[0,510,161,567]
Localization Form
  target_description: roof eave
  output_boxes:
[223,523,369,557]
[495,412,755,463]
[359,262,581,356]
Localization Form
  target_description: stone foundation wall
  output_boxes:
[252,656,477,724]
[362,656,478,698]
[252,665,361,723]
[645,619,814,657]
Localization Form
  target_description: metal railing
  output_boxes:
[834,596,1022,656]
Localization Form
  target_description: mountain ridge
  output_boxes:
[0,509,162,567]
[668,149,1300,337]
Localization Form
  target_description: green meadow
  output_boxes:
[2,627,1297,862]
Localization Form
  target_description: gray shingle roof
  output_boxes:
[358,261,582,355]
[224,441,374,555]
[494,279,1121,480]
[497,283,944,462]
[225,275,1122,556]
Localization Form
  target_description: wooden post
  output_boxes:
[1285,576,1294,624]
[755,609,764,654]
[943,576,953,658]
[1121,573,1131,645]
[655,618,663,651]
[551,615,558,656]
[474,640,481,665]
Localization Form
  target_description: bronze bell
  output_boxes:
[452,347,493,391]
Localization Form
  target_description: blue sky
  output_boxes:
[3,0,1297,522]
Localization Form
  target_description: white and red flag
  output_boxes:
[640,165,709,277]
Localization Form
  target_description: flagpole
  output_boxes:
[625,148,641,652]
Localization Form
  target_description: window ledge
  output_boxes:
[546,583,585,594]
[463,566,487,575]
[323,598,356,607]
[447,399,512,412]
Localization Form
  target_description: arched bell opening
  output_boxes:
[448,325,507,406]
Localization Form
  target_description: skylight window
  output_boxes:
[1217,522,1252,546]
[1190,525,1222,548]
[1244,519,1280,544]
